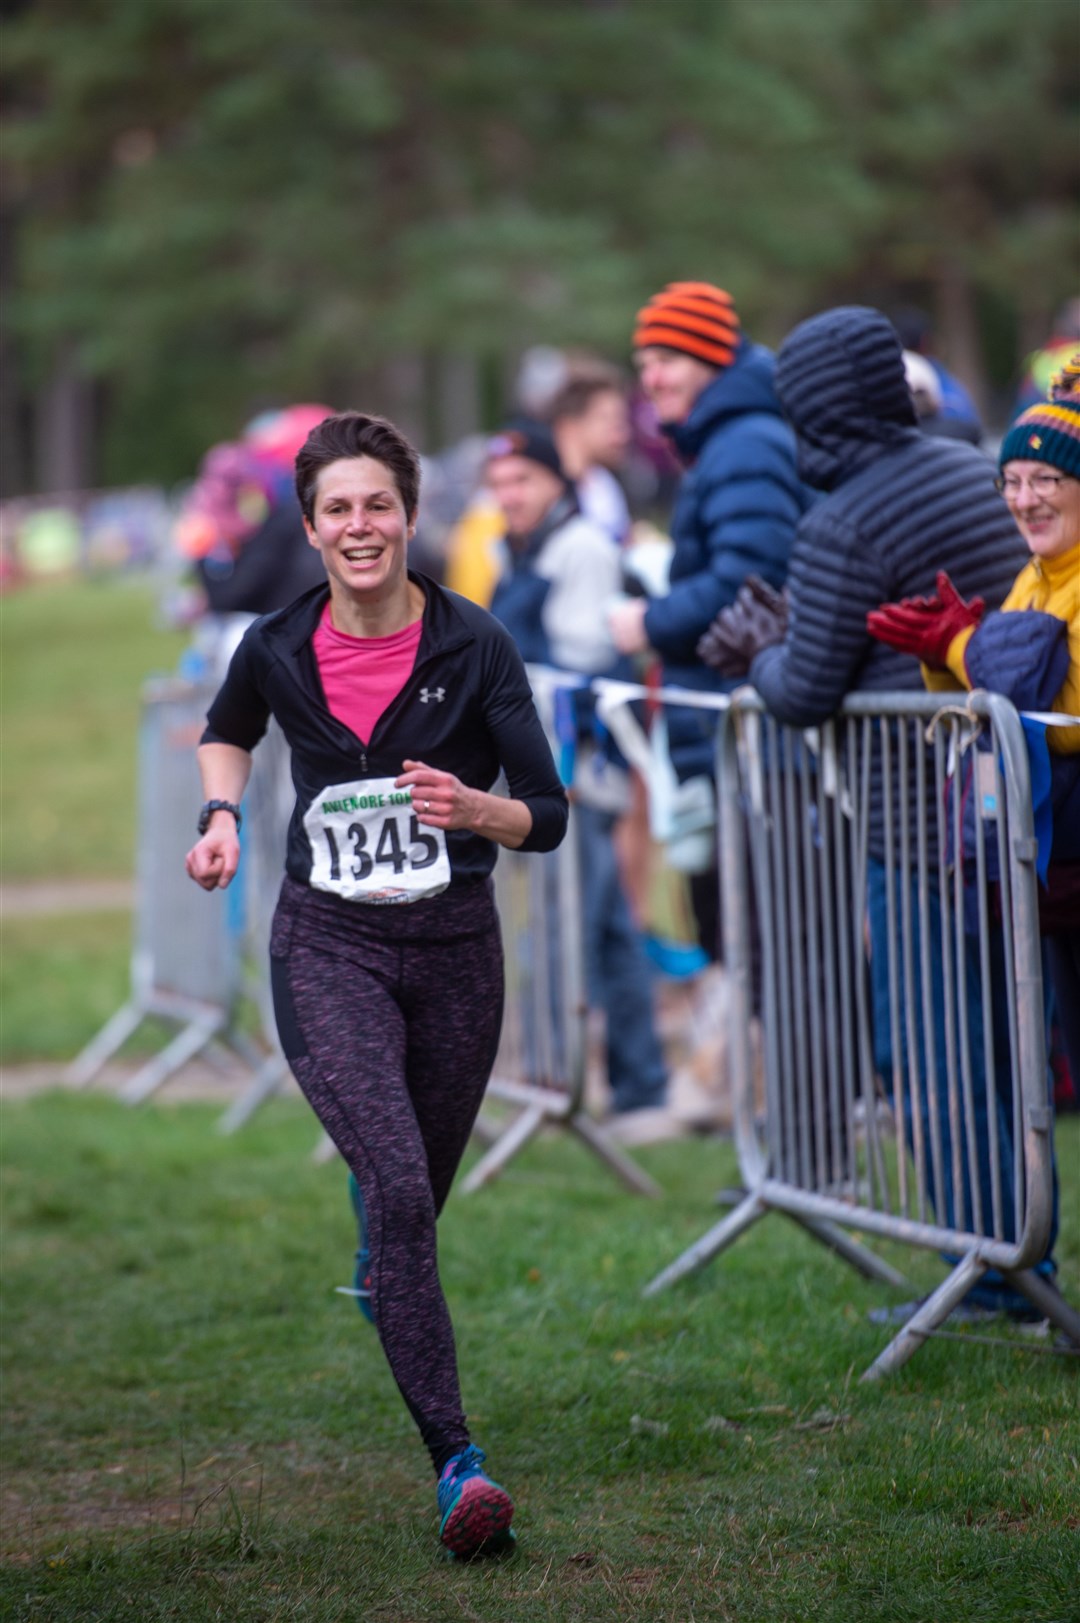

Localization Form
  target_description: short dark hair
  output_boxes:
[547,365,626,425]
[295,411,421,523]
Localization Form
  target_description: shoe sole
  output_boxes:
[439,1480,514,1556]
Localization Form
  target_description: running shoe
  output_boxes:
[437,1446,515,1557]
[334,1172,374,1324]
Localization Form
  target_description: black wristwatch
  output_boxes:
[197,799,243,835]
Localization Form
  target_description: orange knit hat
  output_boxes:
[632,282,741,369]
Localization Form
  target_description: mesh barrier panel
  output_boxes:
[133,679,237,1004]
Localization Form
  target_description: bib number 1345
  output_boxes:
[303,777,451,904]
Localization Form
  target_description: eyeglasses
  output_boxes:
[995,471,1069,500]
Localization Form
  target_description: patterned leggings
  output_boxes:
[269,875,504,1474]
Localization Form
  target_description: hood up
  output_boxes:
[775,307,919,492]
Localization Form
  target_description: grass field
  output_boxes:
[0,912,133,1064]
[2,1093,1078,1623]
[0,577,188,1064]
[0,576,187,882]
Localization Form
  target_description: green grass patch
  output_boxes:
[0,911,133,1064]
[2,1095,1077,1621]
[0,577,187,880]
[0,912,263,1067]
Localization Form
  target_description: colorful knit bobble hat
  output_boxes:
[999,351,1080,477]
[632,282,741,369]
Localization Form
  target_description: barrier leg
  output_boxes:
[119,1014,226,1105]
[64,1002,144,1088]
[569,1112,662,1198]
[217,1053,290,1134]
[861,1249,988,1382]
[460,1105,547,1194]
[642,1193,767,1297]
[222,1028,269,1073]
[470,1112,503,1146]
[791,1215,910,1289]
[1002,1268,1080,1346]
[200,1036,248,1074]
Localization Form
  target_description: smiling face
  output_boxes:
[633,346,718,425]
[303,456,415,604]
[1000,459,1080,560]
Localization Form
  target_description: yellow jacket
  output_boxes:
[443,495,504,608]
[925,543,1080,753]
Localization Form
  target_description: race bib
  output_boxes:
[303,777,451,904]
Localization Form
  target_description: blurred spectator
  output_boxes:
[869,354,1080,1104]
[903,350,982,446]
[441,347,573,607]
[891,305,982,438]
[485,419,682,1141]
[442,347,639,606]
[548,366,633,545]
[545,366,664,937]
[176,405,333,617]
[514,345,570,417]
[609,280,806,960]
[413,436,491,584]
[1011,297,1080,418]
[701,306,1047,1316]
[442,484,505,608]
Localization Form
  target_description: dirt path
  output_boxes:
[1,878,134,917]
[0,1057,293,1103]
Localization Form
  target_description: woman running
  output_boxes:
[185,411,568,1557]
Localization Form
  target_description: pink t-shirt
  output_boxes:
[312,603,423,745]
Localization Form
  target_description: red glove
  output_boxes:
[866,571,984,670]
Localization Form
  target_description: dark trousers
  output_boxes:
[270,875,504,1475]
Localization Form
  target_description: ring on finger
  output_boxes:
[424,799,431,811]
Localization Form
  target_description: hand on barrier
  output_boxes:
[866,570,985,670]
[697,575,789,676]
[185,823,241,890]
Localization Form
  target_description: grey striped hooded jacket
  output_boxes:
[749,306,1026,861]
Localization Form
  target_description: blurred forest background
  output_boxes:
[2,0,1078,497]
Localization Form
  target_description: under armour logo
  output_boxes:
[419,686,445,704]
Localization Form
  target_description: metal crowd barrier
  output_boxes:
[460,669,660,1195]
[460,802,658,1196]
[215,715,296,1133]
[66,677,252,1100]
[638,687,1080,1377]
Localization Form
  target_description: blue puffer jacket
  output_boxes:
[964,611,1080,867]
[643,341,807,779]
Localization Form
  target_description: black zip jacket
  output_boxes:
[201,573,569,887]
